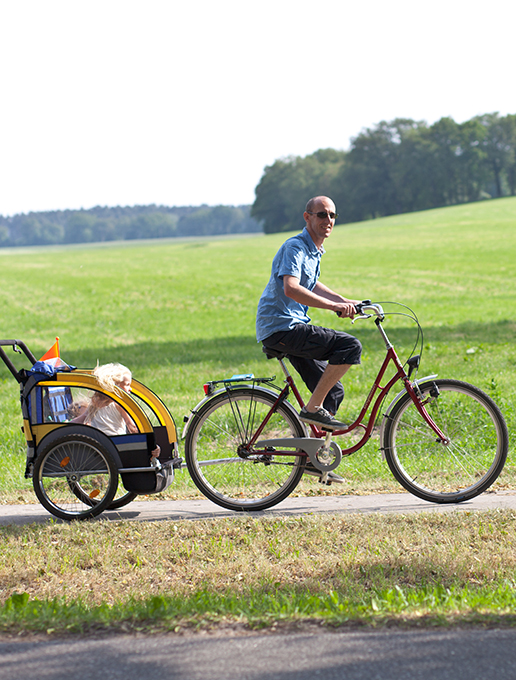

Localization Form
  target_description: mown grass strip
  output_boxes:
[1,511,516,634]
[3,583,516,636]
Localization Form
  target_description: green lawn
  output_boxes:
[0,197,515,633]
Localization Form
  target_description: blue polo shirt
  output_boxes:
[256,227,324,342]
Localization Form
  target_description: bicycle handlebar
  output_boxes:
[336,300,385,322]
[0,340,38,383]
[355,300,385,320]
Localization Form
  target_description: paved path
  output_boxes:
[2,627,516,680]
[1,490,516,525]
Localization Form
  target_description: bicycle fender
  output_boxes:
[378,374,438,449]
[258,437,342,472]
[181,384,301,440]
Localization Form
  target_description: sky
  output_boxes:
[0,0,515,217]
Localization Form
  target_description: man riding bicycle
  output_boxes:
[256,195,362,430]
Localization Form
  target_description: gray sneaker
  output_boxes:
[299,406,347,430]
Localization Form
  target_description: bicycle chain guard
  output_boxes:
[256,437,342,472]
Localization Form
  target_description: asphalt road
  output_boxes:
[2,627,516,680]
[1,489,516,526]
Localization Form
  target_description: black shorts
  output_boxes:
[262,324,362,366]
[262,324,362,414]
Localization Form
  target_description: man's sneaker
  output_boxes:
[299,406,347,430]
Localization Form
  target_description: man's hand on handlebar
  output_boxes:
[335,299,373,319]
[334,301,359,319]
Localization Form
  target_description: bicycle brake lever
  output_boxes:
[351,314,372,324]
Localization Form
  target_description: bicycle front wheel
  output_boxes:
[184,387,306,511]
[382,379,508,503]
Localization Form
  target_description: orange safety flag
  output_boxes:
[39,338,69,369]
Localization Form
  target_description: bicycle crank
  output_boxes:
[257,437,342,472]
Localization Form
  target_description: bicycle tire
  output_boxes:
[106,490,139,510]
[70,482,138,511]
[33,434,118,520]
[382,379,508,503]
[184,387,307,511]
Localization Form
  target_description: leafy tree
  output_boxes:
[421,117,488,206]
[177,205,261,236]
[3,110,516,245]
[474,112,514,197]
[332,119,430,221]
[7,214,64,246]
[504,114,516,195]
[253,112,516,233]
[64,213,98,243]
[0,225,9,246]
[252,149,346,233]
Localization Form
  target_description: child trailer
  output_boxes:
[0,339,182,520]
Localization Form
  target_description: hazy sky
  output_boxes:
[1,0,514,216]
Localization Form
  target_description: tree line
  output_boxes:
[251,112,516,233]
[0,204,262,247]
[3,111,514,246]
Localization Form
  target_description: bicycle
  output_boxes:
[183,301,509,511]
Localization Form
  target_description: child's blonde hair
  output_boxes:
[93,362,132,395]
[84,362,132,423]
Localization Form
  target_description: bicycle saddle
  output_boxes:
[262,345,287,360]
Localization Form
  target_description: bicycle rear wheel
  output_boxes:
[33,434,118,520]
[382,379,508,503]
[184,387,306,511]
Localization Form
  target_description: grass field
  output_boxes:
[0,196,515,632]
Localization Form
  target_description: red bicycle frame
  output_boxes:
[247,314,448,457]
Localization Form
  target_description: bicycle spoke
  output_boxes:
[185,388,305,511]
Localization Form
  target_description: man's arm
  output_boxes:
[283,275,357,318]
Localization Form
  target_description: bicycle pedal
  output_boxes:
[320,471,344,484]
[303,467,345,484]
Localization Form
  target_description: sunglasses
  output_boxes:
[307,211,338,220]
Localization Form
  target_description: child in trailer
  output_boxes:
[74,362,160,459]
[86,362,138,435]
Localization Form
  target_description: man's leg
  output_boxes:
[262,324,361,427]
[305,363,351,414]
[287,355,345,414]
